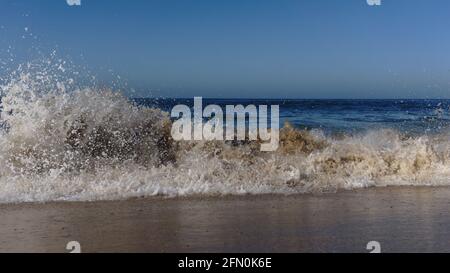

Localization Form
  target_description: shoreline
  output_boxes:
[1,186,450,253]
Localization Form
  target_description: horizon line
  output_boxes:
[130,97,450,100]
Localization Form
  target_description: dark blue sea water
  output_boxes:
[133,98,450,136]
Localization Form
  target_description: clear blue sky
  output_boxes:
[1,0,450,98]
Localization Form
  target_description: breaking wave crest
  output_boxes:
[1,67,450,203]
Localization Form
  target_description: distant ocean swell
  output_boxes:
[1,69,450,203]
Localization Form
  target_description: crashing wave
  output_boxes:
[0,66,450,203]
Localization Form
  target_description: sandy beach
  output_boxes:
[0,186,450,253]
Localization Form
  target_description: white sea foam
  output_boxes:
[1,64,450,204]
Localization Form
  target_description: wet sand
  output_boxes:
[1,186,450,253]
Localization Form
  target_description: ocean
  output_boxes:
[135,98,450,135]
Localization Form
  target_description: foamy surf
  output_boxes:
[1,65,450,204]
